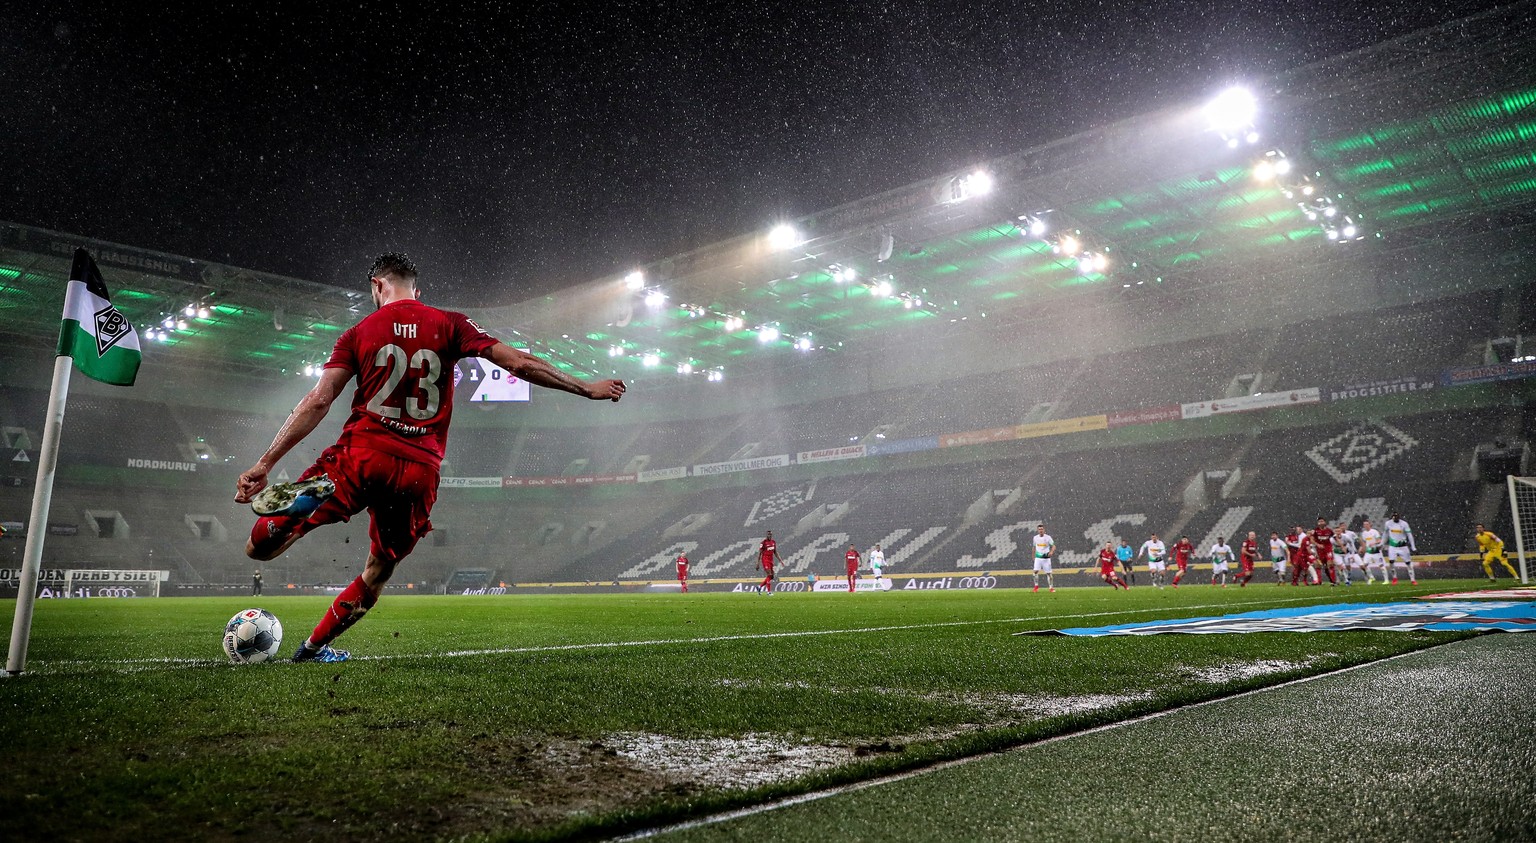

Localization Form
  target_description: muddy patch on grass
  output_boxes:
[1183,657,1326,684]
[605,731,857,789]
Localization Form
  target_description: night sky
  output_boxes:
[0,1,1509,306]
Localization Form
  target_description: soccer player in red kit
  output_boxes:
[1170,535,1194,587]
[1289,527,1316,586]
[758,531,781,595]
[1097,541,1128,590]
[1237,531,1259,587]
[844,544,861,592]
[676,553,690,593]
[235,254,626,662]
[1311,517,1338,586]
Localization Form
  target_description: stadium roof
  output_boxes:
[1,3,1533,382]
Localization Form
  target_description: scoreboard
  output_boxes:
[454,358,529,403]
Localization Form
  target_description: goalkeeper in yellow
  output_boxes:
[1473,524,1520,582]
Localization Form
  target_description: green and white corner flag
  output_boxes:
[58,248,141,386]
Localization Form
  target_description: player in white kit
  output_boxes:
[1209,538,1234,587]
[1138,533,1168,588]
[869,544,886,580]
[1359,519,1388,584]
[1031,524,1056,593]
[1383,513,1417,585]
[1268,532,1289,584]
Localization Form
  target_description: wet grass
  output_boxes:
[0,582,1492,841]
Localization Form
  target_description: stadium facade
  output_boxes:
[1,5,1534,594]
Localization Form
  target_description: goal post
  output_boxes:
[1506,476,1534,584]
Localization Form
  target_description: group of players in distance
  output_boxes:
[1084,515,1521,591]
[672,531,890,593]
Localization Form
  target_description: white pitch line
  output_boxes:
[611,641,1460,841]
[21,592,1409,676]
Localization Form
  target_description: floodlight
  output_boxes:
[966,170,993,196]
[184,304,196,316]
[1058,234,1080,255]
[758,326,780,343]
[198,306,210,319]
[1274,158,1291,175]
[641,352,660,367]
[873,279,893,297]
[644,289,666,308]
[176,319,187,331]
[677,362,693,374]
[723,315,744,332]
[1204,87,1258,132]
[795,336,813,351]
[707,368,724,382]
[1093,253,1109,272]
[1342,225,1357,238]
[608,345,624,357]
[162,317,175,329]
[624,270,644,290]
[1253,161,1275,181]
[1028,217,1047,236]
[767,223,802,251]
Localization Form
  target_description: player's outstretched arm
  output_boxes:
[235,367,349,503]
[486,343,626,401]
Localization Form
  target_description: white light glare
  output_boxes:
[1057,234,1080,255]
[832,265,855,283]
[1028,217,1047,236]
[707,368,724,382]
[676,362,693,375]
[1342,225,1358,238]
[723,315,745,333]
[162,317,175,329]
[184,304,195,317]
[641,352,660,368]
[873,279,893,297]
[624,270,645,290]
[198,306,210,319]
[795,336,813,351]
[608,345,624,358]
[965,170,993,196]
[1204,87,1258,132]
[644,289,667,308]
[758,326,780,343]
[767,223,802,251]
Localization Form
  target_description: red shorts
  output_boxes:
[1174,559,1189,570]
[1099,564,1116,576]
[251,444,439,564]
[846,565,858,575]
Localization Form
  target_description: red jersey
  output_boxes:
[1311,526,1335,558]
[1240,539,1259,566]
[324,300,498,468]
[760,538,777,565]
[676,556,688,578]
[1173,540,1194,565]
[1098,548,1117,572]
[845,549,860,570]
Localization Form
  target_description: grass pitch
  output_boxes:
[0,582,1490,841]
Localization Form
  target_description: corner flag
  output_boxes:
[7,248,140,675]
[57,248,141,386]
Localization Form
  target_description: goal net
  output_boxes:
[1505,477,1536,584]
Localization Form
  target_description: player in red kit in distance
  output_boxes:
[1311,517,1338,586]
[758,531,781,595]
[1237,531,1259,587]
[1097,541,1128,590]
[676,553,690,593]
[845,544,861,592]
[235,253,625,662]
[1170,535,1194,587]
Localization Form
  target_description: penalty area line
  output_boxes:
[610,639,1463,841]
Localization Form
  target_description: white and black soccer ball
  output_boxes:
[223,608,284,664]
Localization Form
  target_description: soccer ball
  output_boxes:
[223,608,284,664]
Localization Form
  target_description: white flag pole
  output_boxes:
[6,355,74,675]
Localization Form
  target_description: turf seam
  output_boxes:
[609,637,1467,841]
